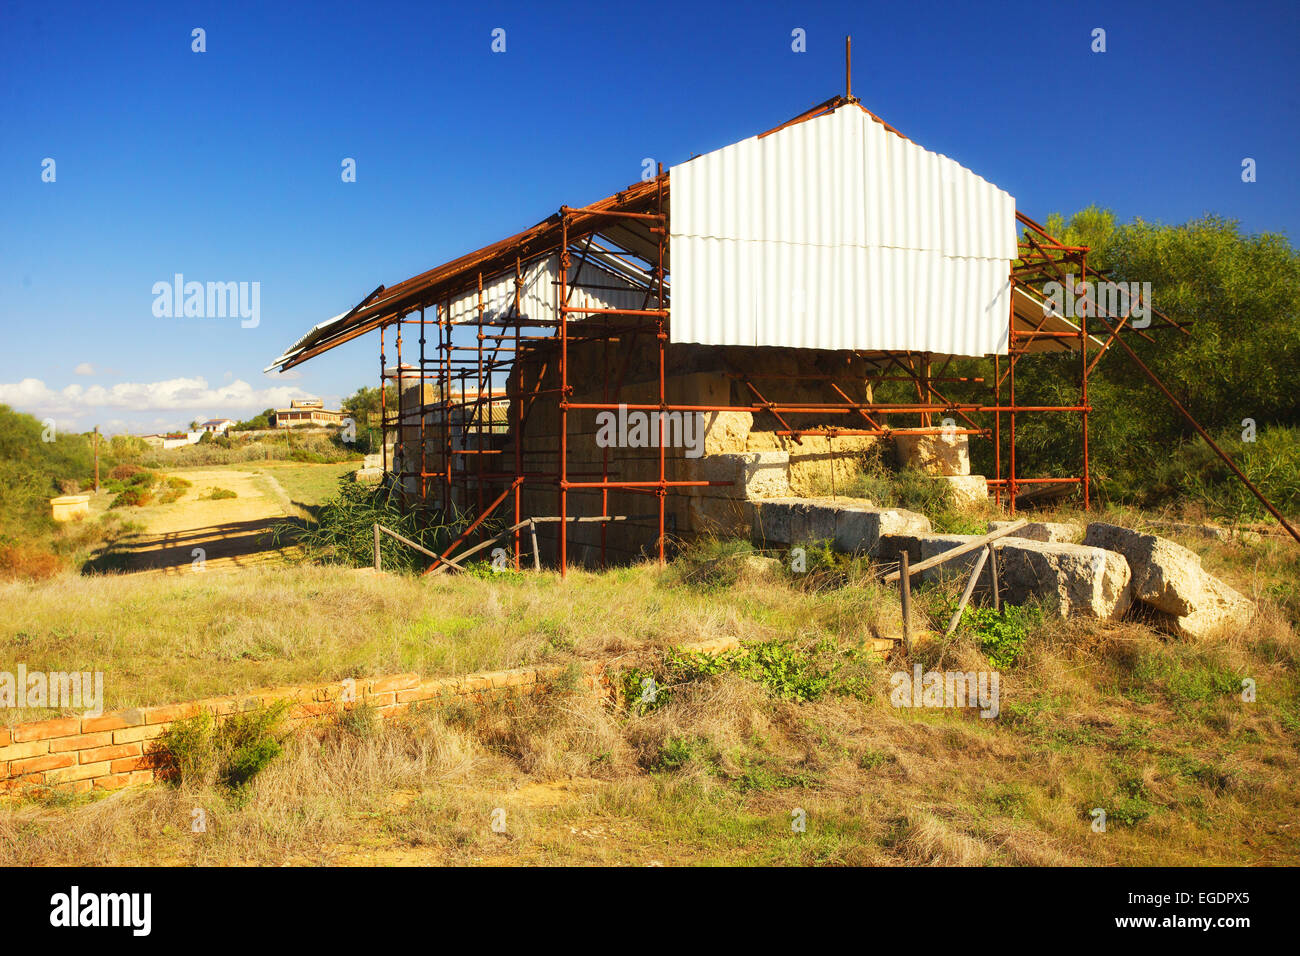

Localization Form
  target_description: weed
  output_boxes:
[156,700,291,790]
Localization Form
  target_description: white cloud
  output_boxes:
[0,376,310,419]
[74,362,96,376]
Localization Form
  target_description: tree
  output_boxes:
[234,408,275,430]
[996,208,1300,508]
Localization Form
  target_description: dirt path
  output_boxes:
[112,469,300,574]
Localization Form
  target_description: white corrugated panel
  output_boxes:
[446,253,648,325]
[670,105,1017,355]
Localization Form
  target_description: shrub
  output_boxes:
[950,603,1044,668]
[625,638,879,712]
[205,487,237,500]
[669,536,754,591]
[156,701,291,790]
[276,476,467,572]
[0,542,64,580]
[155,476,191,504]
[109,486,153,508]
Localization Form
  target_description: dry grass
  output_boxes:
[1,527,1297,866]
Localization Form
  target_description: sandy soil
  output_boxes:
[114,469,299,574]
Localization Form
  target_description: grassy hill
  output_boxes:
[1,524,1296,866]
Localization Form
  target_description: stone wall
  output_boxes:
[392,335,886,565]
[0,638,740,796]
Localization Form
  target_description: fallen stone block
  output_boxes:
[876,531,929,567]
[835,506,931,555]
[895,432,970,476]
[1082,523,1254,638]
[875,532,987,585]
[751,498,931,555]
[918,534,988,585]
[988,520,1083,544]
[877,533,1133,620]
[994,539,1132,620]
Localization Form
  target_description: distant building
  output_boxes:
[159,431,204,449]
[271,398,343,428]
[199,418,235,434]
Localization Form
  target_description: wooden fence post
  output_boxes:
[373,523,381,572]
[899,551,912,654]
[987,544,1000,612]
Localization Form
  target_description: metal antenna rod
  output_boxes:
[846,35,852,99]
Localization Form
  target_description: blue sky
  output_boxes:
[2,0,1297,434]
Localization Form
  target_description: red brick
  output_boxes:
[370,673,419,694]
[0,728,10,747]
[80,743,141,764]
[288,702,336,720]
[143,702,201,725]
[81,710,144,733]
[396,685,441,703]
[3,773,49,791]
[12,716,81,742]
[45,760,111,783]
[94,770,154,791]
[363,691,396,708]
[0,739,48,762]
[11,753,76,774]
[111,724,166,745]
[49,731,114,753]
[110,755,156,773]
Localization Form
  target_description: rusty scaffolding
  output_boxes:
[271,89,1294,575]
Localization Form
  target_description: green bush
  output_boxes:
[155,475,191,504]
[276,476,468,573]
[949,603,1043,668]
[157,700,291,789]
[625,638,879,712]
[667,536,755,591]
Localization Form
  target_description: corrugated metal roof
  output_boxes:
[445,249,652,326]
[669,104,1017,356]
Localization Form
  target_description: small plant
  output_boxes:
[205,487,237,500]
[156,700,291,790]
[657,736,695,771]
[155,475,191,504]
[624,638,880,714]
[109,486,153,508]
[950,603,1043,668]
[669,537,754,591]
[333,702,379,739]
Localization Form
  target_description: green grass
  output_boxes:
[1,528,1296,867]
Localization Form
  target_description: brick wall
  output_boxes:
[0,637,739,796]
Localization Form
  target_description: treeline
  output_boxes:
[895,209,1300,522]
